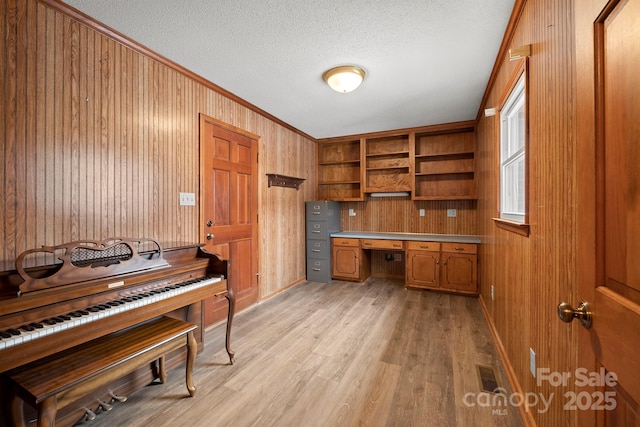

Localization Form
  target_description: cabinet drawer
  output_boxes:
[307,240,330,259]
[307,221,330,237]
[361,239,404,250]
[441,242,477,254]
[332,237,360,247]
[305,201,340,221]
[405,241,441,251]
[307,259,332,283]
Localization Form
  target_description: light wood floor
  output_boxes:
[85,278,524,427]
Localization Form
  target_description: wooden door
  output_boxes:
[575,0,640,425]
[200,114,259,327]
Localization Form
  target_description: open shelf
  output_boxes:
[317,139,364,201]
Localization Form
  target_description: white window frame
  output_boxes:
[500,74,526,222]
[494,60,529,236]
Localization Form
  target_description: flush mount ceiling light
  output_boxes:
[322,65,366,93]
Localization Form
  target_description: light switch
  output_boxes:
[179,192,196,206]
[447,209,457,217]
[419,209,425,217]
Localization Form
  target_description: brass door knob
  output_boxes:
[557,301,592,329]
[206,233,215,240]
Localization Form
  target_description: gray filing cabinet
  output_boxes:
[306,201,341,282]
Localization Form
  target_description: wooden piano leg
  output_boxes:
[158,355,167,384]
[224,288,236,364]
[37,396,57,427]
[186,330,197,397]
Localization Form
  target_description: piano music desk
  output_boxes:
[7,316,197,427]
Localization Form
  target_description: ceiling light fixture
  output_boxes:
[322,65,366,93]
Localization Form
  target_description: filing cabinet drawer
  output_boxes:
[307,259,332,283]
[307,240,330,259]
[307,221,330,238]
[305,201,340,221]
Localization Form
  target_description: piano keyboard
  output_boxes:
[0,275,221,351]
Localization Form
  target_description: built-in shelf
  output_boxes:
[315,125,477,201]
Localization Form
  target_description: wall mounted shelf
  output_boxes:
[266,174,305,190]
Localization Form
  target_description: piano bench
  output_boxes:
[7,316,198,427]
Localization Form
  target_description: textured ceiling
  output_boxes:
[64,0,515,139]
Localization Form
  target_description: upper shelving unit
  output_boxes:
[315,122,477,201]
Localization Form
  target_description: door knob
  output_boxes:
[206,233,214,240]
[557,301,592,329]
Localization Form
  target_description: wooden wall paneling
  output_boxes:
[340,198,477,236]
[476,0,578,425]
[0,0,317,300]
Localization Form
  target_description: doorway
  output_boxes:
[199,114,259,327]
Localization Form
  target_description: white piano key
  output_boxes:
[0,276,222,352]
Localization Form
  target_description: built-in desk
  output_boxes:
[329,232,481,295]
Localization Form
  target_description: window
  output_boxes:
[500,74,526,222]
[494,61,529,236]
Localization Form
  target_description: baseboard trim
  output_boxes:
[478,295,537,427]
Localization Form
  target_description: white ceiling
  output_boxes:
[64,0,515,139]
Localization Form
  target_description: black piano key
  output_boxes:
[20,324,35,332]
[0,331,11,338]
[31,322,44,329]
[7,329,21,336]
[87,307,101,312]
[60,315,71,321]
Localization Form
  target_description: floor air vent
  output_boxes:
[477,365,500,393]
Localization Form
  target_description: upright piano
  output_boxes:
[0,238,234,427]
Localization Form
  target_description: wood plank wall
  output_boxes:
[0,0,316,300]
[476,0,578,425]
[340,198,477,235]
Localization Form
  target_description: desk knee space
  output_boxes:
[7,316,198,427]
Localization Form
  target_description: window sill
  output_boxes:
[492,217,530,237]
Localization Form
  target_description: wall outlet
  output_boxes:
[179,192,196,206]
[394,253,402,262]
[447,209,457,217]
[419,208,425,217]
[491,285,495,301]
[349,208,356,217]
[530,348,536,377]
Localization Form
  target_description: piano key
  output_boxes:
[0,275,222,351]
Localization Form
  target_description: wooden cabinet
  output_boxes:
[413,131,476,200]
[406,242,440,288]
[331,238,370,281]
[405,241,478,295]
[364,135,412,193]
[317,139,364,201]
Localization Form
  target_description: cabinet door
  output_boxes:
[332,246,360,280]
[406,250,440,288]
[440,252,477,294]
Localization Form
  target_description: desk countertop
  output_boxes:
[329,231,481,244]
